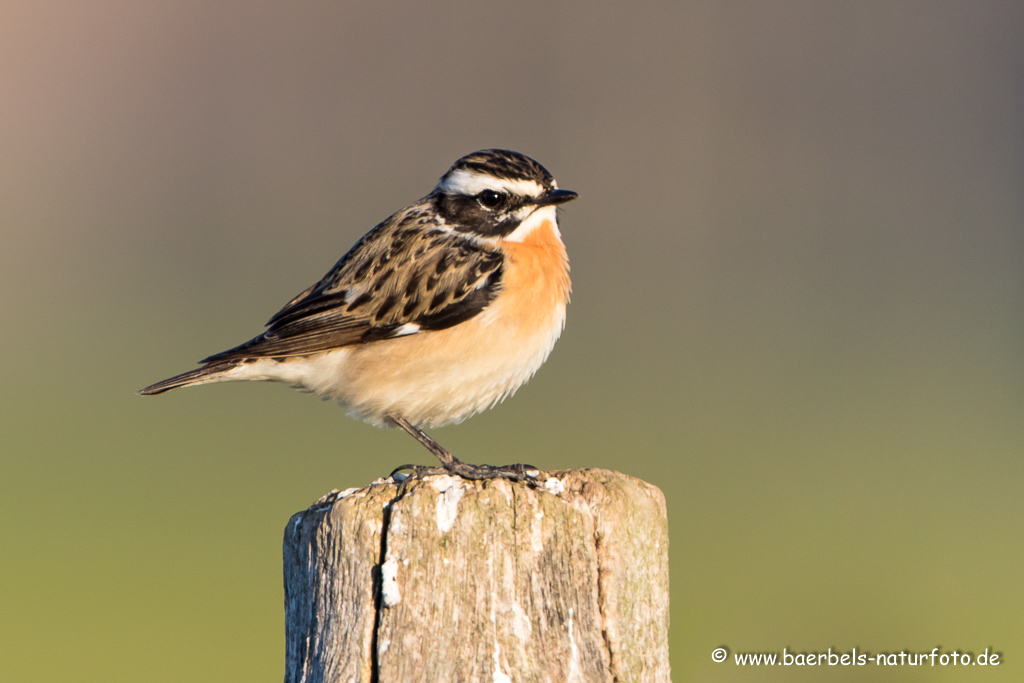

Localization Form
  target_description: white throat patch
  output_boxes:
[503,205,559,243]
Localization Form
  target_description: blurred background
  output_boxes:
[2,1,1022,681]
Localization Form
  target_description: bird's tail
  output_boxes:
[138,363,238,396]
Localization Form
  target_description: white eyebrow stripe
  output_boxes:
[437,169,546,198]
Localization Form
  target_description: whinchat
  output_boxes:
[141,149,576,481]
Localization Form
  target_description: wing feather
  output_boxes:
[201,205,503,364]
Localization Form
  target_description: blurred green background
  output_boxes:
[2,1,1022,681]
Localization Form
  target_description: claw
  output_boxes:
[389,461,543,484]
[389,463,447,480]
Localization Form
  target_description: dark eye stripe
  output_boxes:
[434,192,524,238]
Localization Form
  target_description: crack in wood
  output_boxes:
[371,484,410,683]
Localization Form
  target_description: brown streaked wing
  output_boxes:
[201,208,504,363]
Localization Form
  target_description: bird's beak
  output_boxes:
[532,189,578,207]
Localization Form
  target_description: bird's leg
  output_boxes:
[387,415,458,472]
[386,415,542,482]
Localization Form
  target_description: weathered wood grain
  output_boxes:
[283,468,669,682]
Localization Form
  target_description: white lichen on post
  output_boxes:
[283,468,670,683]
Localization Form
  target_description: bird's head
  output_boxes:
[433,149,577,240]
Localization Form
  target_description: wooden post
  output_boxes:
[283,468,670,683]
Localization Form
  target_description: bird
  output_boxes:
[140,149,577,481]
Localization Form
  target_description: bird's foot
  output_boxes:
[390,461,543,483]
[389,463,447,481]
[386,416,543,483]
[446,460,543,482]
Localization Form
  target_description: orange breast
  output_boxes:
[501,220,571,331]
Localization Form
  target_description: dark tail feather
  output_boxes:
[138,363,236,395]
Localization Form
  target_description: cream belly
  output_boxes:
[231,218,570,428]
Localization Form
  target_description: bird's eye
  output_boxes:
[477,190,505,209]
